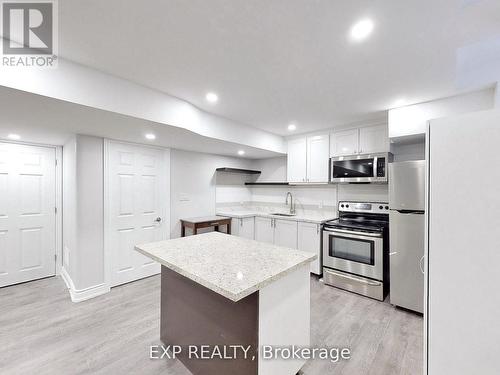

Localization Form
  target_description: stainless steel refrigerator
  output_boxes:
[389,160,425,313]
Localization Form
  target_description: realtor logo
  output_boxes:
[1,0,57,67]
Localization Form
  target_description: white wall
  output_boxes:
[337,184,388,202]
[62,135,105,296]
[249,185,337,208]
[170,149,254,238]
[388,88,495,140]
[252,156,287,182]
[495,83,500,108]
[75,135,104,290]
[0,47,286,154]
[62,136,77,279]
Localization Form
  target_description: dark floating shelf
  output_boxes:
[245,182,289,186]
[215,167,261,175]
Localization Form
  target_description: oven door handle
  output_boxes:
[324,269,382,286]
[323,227,383,238]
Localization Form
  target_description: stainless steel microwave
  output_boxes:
[330,152,393,183]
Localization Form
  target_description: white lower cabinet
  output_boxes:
[255,217,298,249]
[274,219,298,249]
[248,216,322,276]
[297,222,322,275]
[254,216,275,243]
[231,217,255,240]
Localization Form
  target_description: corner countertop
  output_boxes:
[216,210,336,224]
[135,232,316,302]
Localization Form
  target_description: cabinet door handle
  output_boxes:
[317,224,319,234]
[240,218,243,226]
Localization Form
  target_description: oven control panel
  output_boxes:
[338,201,389,213]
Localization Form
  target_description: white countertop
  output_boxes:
[217,210,336,224]
[135,232,316,302]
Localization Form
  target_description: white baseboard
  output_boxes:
[60,267,110,303]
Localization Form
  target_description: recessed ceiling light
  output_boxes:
[7,134,20,140]
[237,150,245,156]
[350,19,374,41]
[145,133,156,140]
[206,92,218,103]
[287,124,297,131]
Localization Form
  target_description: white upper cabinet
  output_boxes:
[274,219,298,249]
[330,129,359,156]
[307,134,330,183]
[330,124,389,157]
[359,124,389,154]
[287,133,329,183]
[287,137,307,183]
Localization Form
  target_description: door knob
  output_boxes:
[155,217,162,223]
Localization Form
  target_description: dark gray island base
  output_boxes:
[161,266,259,375]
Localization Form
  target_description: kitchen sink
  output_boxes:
[270,213,296,217]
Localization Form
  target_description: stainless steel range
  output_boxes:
[322,201,389,301]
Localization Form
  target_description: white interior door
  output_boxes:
[0,143,56,287]
[108,141,168,287]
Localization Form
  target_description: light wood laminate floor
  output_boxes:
[0,275,423,375]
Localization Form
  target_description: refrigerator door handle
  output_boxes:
[419,255,425,274]
[393,210,425,214]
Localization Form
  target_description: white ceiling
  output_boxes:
[57,0,500,135]
[0,87,281,159]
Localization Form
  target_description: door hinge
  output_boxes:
[55,159,58,166]
[54,254,57,261]
[55,207,57,214]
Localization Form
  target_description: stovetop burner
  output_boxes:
[324,218,386,233]
[324,201,389,233]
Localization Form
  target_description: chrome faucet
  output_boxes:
[285,192,295,214]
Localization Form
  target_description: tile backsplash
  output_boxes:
[216,182,389,217]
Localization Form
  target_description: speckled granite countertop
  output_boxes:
[216,210,336,224]
[135,232,316,302]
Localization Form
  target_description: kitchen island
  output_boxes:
[135,232,316,375]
